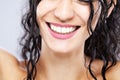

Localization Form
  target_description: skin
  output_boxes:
[0,49,26,80]
[0,0,120,80]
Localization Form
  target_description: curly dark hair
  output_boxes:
[21,0,120,80]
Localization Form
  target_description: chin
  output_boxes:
[48,44,77,55]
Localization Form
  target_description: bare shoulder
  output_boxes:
[0,48,20,68]
[0,48,18,62]
[91,58,120,80]
[0,48,26,80]
[106,61,120,80]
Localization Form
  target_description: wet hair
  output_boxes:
[21,0,120,80]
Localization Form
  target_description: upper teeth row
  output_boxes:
[50,24,76,34]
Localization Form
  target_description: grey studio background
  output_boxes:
[0,0,28,60]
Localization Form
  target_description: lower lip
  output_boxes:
[48,26,77,40]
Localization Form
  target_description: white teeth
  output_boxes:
[50,24,76,34]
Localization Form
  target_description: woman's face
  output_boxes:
[36,0,101,54]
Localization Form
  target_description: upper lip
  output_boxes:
[46,22,80,28]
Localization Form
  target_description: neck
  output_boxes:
[36,45,90,80]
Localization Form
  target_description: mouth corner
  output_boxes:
[46,22,50,27]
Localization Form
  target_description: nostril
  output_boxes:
[54,4,74,21]
[54,10,74,21]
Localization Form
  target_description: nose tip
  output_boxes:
[54,2,74,22]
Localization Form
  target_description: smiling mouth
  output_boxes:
[46,22,81,34]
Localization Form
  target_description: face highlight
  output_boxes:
[36,0,101,54]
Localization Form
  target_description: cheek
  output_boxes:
[36,1,56,19]
[74,5,90,26]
